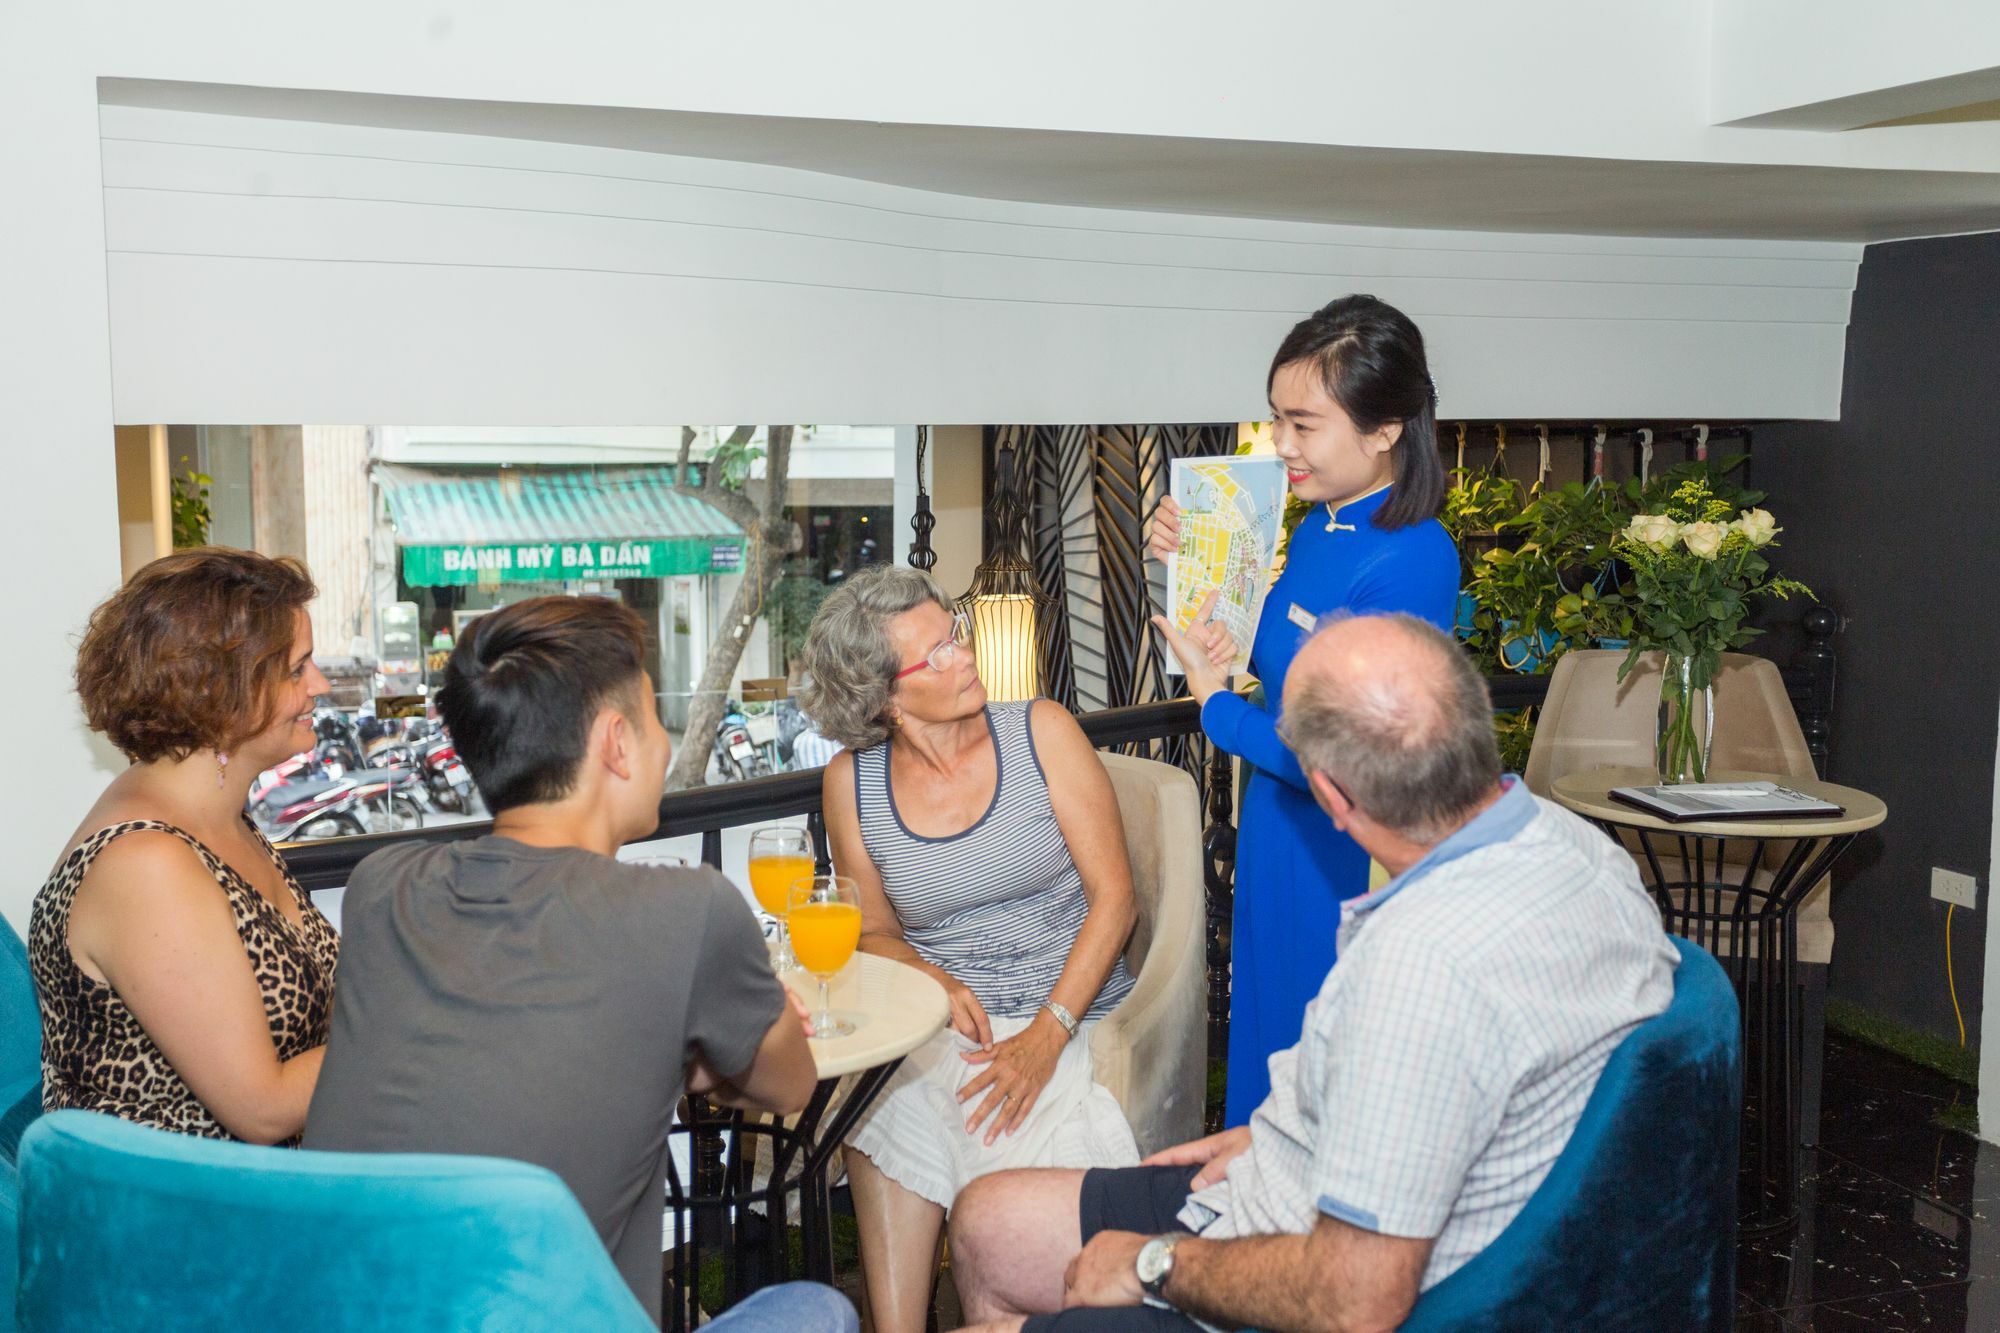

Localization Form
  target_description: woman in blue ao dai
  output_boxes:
[1152,296,1460,1125]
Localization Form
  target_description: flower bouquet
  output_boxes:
[1606,478,1812,783]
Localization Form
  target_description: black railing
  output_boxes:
[280,615,1837,1136]
[279,699,1211,893]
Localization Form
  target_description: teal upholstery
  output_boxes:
[0,916,39,1166]
[16,1110,656,1331]
[1,1155,18,1333]
[1400,938,1742,1332]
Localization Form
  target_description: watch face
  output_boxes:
[1137,1237,1173,1287]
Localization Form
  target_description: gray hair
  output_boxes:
[798,565,956,751]
[1277,613,1500,843]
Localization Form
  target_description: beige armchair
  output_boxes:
[1089,752,1209,1158]
[1524,648,1834,1143]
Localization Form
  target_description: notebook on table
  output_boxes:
[1608,780,1845,823]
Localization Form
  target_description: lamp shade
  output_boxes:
[957,543,1054,703]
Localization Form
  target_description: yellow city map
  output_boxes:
[1166,458,1286,675]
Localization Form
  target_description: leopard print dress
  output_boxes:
[28,819,340,1144]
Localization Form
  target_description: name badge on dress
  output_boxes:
[1287,603,1317,632]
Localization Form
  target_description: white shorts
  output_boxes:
[844,1013,1139,1210]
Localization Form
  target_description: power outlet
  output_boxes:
[1931,868,1979,910]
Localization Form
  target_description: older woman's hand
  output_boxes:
[958,1013,1067,1146]
[940,975,995,1049]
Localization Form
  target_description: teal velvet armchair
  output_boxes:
[15,1110,657,1331]
[1399,937,1742,1331]
[0,915,40,1166]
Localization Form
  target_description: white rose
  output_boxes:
[1735,508,1778,547]
[1682,521,1725,559]
[1626,513,1679,550]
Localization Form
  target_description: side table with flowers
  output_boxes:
[1606,479,1812,783]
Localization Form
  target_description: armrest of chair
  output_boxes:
[1090,754,1209,1158]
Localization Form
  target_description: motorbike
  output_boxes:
[712,700,770,783]
[253,765,426,840]
[413,729,480,815]
[249,707,428,838]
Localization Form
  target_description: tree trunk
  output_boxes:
[665,426,798,791]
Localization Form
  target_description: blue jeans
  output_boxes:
[708,1281,857,1333]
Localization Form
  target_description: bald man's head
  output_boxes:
[1279,614,1501,843]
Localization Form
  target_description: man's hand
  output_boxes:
[1061,1230,1148,1310]
[781,982,814,1037]
[1142,1125,1253,1189]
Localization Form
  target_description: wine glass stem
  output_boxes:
[818,978,834,1036]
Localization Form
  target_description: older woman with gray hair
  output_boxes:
[800,564,1141,1333]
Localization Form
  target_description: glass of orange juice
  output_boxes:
[748,827,814,971]
[788,874,862,1038]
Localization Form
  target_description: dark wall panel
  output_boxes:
[1756,231,2000,1047]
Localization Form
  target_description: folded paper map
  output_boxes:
[1164,457,1286,676]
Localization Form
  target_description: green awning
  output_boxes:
[376,464,745,587]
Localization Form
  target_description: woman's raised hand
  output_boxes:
[1147,496,1183,561]
[1150,590,1236,705]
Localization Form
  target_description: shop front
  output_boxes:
[374,464,744,728]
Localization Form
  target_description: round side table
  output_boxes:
[1552,767,1884,1234]
[665,953,949,1331]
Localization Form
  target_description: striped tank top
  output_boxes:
[853,701,1134,1021]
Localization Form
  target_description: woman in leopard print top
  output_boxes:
[30,549,340,1144]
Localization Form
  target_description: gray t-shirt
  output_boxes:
[305,836,785,1324]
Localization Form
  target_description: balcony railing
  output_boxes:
[279,615,1838,1135]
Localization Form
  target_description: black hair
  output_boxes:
[436,595,650,815]
[1267,294,1445,529]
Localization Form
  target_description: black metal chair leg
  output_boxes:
[1797,962,1828,1150]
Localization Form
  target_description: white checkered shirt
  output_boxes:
[1180,779,1679,1291]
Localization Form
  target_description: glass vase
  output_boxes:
[1654,652,1715,785]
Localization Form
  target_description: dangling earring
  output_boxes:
[216,752,230,789]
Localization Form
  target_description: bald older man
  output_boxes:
[947,613,1678,1333]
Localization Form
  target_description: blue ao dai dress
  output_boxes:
[1201,482,1460,1125]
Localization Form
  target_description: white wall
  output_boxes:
[0,3,1876,938]
[88,3,2000,175]
[102,105,1859,428]
[1,13,127,935]
[1712,0,2000,128]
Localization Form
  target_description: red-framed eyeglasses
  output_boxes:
[893,610,973,680]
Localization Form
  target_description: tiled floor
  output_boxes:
[1733,1035,1998,1330]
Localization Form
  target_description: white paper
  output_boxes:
[1611,781,1842,821]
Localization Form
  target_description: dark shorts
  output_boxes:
[1019,1164,1206,1333]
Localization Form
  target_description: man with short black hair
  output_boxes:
[307,595,852,1331]
[947,613,1678,1333]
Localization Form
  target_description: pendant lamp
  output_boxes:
[955,438,1055,703]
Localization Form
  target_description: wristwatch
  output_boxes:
[1135,1233,1185,1301]
[1042,999,1080,1039]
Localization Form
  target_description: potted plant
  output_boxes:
[1601,476,1811,782]
[1441,467,1527,577]
[1512,479,1627,597]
